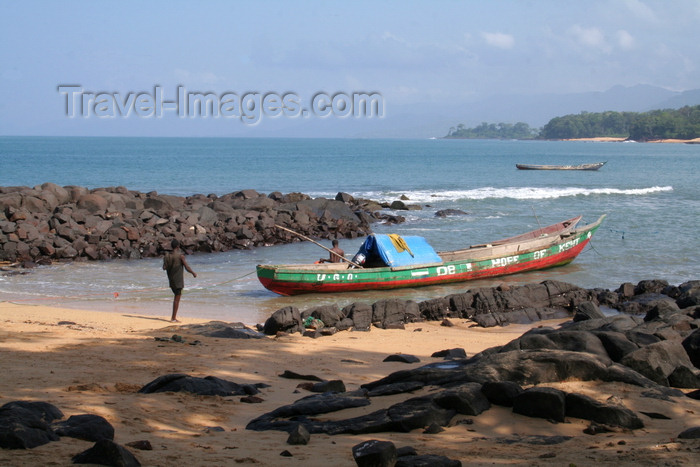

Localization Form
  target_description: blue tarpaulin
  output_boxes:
[356,234,443,268]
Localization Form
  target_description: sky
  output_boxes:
[1,0,699,137]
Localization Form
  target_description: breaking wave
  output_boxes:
[341,186,673,203]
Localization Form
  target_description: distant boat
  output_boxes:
[256,215,605,296]
[516,162,606,171]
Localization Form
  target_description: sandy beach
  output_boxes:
[1,302,699,466]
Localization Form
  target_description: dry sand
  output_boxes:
[1,302,699,466]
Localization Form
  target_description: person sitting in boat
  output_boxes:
[319,239,345,263]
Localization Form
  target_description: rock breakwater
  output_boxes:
[0,183,404,265]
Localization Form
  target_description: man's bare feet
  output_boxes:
[170,319,180,323]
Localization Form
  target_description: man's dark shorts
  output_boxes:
[171,287,183,295]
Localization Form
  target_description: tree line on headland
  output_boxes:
[445,104,700,141]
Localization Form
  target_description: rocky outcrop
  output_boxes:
[0,184,402,265]
[138,374,266,396]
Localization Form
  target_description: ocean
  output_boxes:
[0,136,697,324]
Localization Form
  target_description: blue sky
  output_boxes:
[1,0,699,137]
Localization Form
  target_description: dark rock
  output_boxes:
[373,299,421,328]
[668,366,700,389]
[302,304,344,327]
[384,354,421,364]
[72,439,141,467]
[440,319,454,327]
[344,303,373,331]
[125,440,153,450]
[435,209,468,217]
[480,381,523,407]
[246,393,372,432]
[396,446,418,457]
[390,200,409,210]
[592,331,639,362]
[620,340,696,386]
[565,393,644,429]
[286,424,310,445]
[513,387,566,422]
[644,300,682,322]
[433,383,491,415]
[635,279,669,295]
[682,329,700,368]
[501,328,610,361]
[280,449,293,457]
[431,348,467,360]
[0,401,63,423]
[51,414,115,441]
[248,394,453,436]
[240,396,264,404]
[352,439,397,467]
[640,411,671,419]
[278,370,324,382]
[311,380,346,393]
[678,426,700,439]
[183,321,266,339]
[335,192,354,203]
[419,298,453,320]
[263,306,302,335]
[422,423,444,434]
[396,454,462,467]
[574,301,605,321]
[367,382,425,397]
[617,282,635,298]
[138,374,261,396]
[0,401,61,449]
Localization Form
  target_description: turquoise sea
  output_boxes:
[0,136,698,324]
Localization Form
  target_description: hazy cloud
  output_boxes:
[616,30,635,50]
[568,25,606,49]
[481,32,515,49]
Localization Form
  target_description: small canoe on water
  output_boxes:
[516,162,606,170]
[256,215,606,296]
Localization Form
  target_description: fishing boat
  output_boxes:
[516,162,606,170]
[256,215,605,296]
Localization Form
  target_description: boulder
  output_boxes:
[620,340,697,386]
[574,301,605,321]
[396,454,462,467]
[344,302,373,331]
[76,194,108,213]
[0,401,62,449]
[435,209,468,217]
[286,424,310,445]
[352,440,397,467]
[565,393,644,429]
[51,413,115,441]
[302,304,344,328]
[138,374,261,396]
[263,306,303,335]
[513,387,566,422]
[432,383,491,415]
[480,381,523,407]
[682,329,700,369]
[72,439,141,467]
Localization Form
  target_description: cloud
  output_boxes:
[481,32,515,49]
[621,0,657,22]
[616,30,635,50]
[567,24,614,54]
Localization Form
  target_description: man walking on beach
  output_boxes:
[319,239,345,263]
[163,239,197,322]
